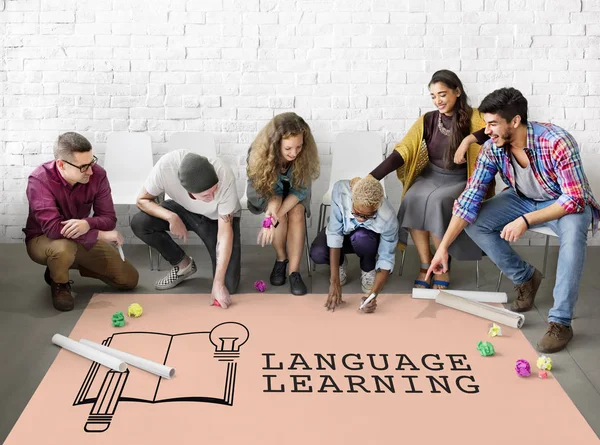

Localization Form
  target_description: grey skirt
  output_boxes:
[397,162,482,261]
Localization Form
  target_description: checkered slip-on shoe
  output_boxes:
[154,258,197,290]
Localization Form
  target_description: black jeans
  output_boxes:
[131,200,241,293]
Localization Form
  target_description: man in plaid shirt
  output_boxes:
[427,87,599,353]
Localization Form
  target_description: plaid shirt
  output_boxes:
[453,122,600,233]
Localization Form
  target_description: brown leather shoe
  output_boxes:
[537,322,573,353]
[48,278,74,311]
[510,268,543,312]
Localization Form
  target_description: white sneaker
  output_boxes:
[339,261,347,286]
[361,269,376,294]
[155,257,197,290]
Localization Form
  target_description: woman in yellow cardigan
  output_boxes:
[370,70,489,289]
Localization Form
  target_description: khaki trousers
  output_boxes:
[26,235,139,290]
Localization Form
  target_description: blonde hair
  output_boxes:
[350,176,384,210]
[247,112,320,199]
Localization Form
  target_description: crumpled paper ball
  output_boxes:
[262,217,273,228]
[538,370,548,379]
[127,303,143,318]
[536,355,552,371]
[112,311,125,327]
[477,341,495,357]
[488,323,502,337]
[254,280,267,292]
[213,299,221,307]
[515,359,531,377]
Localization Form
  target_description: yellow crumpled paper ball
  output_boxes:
[488,323,502,337]
[536,355,552,371]
[127,303,143,318]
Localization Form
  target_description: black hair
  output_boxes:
[429,69,472,169]
[479,87,528,125]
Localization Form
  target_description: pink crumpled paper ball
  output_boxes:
[515,359,531,377]
[262,218,273,228]
[254,280,267,292]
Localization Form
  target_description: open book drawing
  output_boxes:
[73,322,249,433]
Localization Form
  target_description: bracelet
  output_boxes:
[262,216,279,229]
[521,215,530,229]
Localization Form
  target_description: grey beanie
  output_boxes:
[178,153,219,193]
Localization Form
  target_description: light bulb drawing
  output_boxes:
[209,322,250,361]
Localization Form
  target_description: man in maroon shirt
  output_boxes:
[23,132,139,311]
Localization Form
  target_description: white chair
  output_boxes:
[104,132,154,269]
[496,152,600,290]
[313,132,385,272]
[168,132,217,157]
[164,132,217,201]
[316,132,385,233]
[105,132,153,206]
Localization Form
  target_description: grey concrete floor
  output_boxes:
[0,243,599,442]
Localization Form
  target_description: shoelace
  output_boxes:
[514,283,527,300]
[274,262,287,275]
[54,280,74,291]
[548,323,564,338]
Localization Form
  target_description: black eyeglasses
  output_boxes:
[352,208,377,220]
[62,155,98,173]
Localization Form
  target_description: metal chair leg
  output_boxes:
[148,245,154,270]
[476,260,480,289]
[542,235,549,278]
[398,249,406,276]
[496,271,503,292]
[305,213,312,277]
[319,204,330,232]
[317,204,324,234]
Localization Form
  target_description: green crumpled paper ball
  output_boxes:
[112,311,125,327]
[477,341,495,357]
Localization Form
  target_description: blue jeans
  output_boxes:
[465,188,592,326]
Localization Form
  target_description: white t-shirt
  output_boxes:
[145,150,241,220]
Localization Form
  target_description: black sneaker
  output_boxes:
[289,272,307,296]
[44,267,52,286]
[270,259,288,286]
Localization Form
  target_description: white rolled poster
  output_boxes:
[80,339,175,379]
[412,288,508,303]
[52,334,128,372]
[435,291,525,329]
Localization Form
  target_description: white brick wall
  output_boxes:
[2,0,600,246]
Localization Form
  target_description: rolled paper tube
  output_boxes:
[52,334,127,372]
[413,288,508,303]
[80,339,175,379]
[435,291,524,328]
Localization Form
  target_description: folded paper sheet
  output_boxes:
[80,339,175,379]
[412,288,508,303]
[52,334,128,372]
[435,291,524,328]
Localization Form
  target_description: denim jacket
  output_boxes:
[326,180,399,272]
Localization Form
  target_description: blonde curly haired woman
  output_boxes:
[309,176,399,313]
[246,112,320,296]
